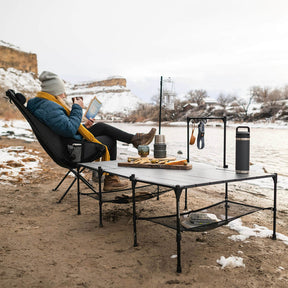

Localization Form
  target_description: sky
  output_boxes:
[1,0,288,102]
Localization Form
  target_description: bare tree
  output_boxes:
[250,85,283,106]
[269,88,282,105]
[237,97,253,118]
[186,89,207,106]
[250,86,271,103]
[232,88,255,119]
[282,85,288,99]
[217,93,237,109]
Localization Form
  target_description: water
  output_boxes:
[1,119,287,190]
[113,122,288,190]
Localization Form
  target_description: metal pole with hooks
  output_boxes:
[158,76,163,135]
[186,116,228,168]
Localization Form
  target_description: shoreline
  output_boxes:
[1,116,288,129]
[92,119,288,129]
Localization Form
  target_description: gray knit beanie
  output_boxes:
[39,71,66,96]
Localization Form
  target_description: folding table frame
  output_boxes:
[77,160,277,273]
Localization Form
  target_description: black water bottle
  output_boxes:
[235,126,250,174]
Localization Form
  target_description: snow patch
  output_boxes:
[66,83,143,114]
[217,256,245,269]
[227,218,288,245]
[0,119,35,142]
[0,66,143,115]
[0,67,40,93]
[0,146,42,184]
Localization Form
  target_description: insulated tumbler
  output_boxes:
[235,126,250,174]
[154,135,166,158]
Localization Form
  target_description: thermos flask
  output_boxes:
[154,135,166,158]
[235,126,250,174]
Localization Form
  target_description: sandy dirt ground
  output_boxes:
[1,137,288,288]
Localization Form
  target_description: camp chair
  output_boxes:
[5,89,106,212]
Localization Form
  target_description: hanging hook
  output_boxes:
[197,121,205,149]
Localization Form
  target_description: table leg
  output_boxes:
[225,182,228,221]
[175,185,182,273]
[98,167,103,227]
[131,174,138,247]
[184,188,188,210]
[272,174,278,240]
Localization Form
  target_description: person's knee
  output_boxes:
[97,136,115,150]
[94,122,108,130]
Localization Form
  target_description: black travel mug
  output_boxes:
[154,135,166,158]
[235,126,250,174]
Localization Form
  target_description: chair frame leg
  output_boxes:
[77,166,81,215]
[52,170,71,191]
[57,167,86,203]
[57,177,77,203]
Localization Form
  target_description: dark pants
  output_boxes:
[88,122,134,160]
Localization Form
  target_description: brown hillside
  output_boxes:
[0,44,37,75]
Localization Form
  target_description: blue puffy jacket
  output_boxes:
[27,97,83,140]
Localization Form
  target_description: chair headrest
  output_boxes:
[15,93,26,105]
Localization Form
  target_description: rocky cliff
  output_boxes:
[66,77,143,117]
[0,41,37,75]
[0,41,143,118]
[73,77,126,89]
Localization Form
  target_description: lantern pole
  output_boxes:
[159,76,163,135]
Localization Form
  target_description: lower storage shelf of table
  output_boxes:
[80,184,172,204]
[137,200,273,232]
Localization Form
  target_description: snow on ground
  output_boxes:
[227,218,288,245]
[216,255,245,269]
[0,40,32,53]
[213,218,288,270]
[227,120,288,129]
[0,146,42,184]
[158,119,288,129]
[1,67,143,115]
[66,84,143,115]
[0,68,40,94]
[216,216,288,270]
[0,119,35,142]
[0,119,40,184]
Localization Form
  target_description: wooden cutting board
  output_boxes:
[118,162,192,170]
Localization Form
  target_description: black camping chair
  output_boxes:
[5,89,106,212]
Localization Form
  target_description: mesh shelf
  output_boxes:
[138,200,272,232]
[81,184,172,204]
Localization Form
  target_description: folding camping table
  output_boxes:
[78,160,277,273]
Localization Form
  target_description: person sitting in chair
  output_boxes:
[27,71,156,191]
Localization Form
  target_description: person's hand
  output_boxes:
[84,118,95,129]
[73,97,84,108]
